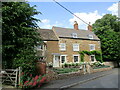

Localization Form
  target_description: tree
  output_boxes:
[92,14,120,66]
[2,2,42,74]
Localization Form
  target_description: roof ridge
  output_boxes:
[53,26,88,31]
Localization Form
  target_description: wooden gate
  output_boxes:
[1,67,21,87]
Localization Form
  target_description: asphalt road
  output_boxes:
[70,68,119,88]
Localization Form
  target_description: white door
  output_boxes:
[53,55,60,67]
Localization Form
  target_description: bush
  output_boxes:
[92,61,104,67]
[64,63,68,67]
[72,63,75,66]
[75,63,79,66]
[19,73,47,89]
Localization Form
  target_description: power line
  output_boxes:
[53,0,89,25]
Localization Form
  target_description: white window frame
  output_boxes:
[88,35,93,39]
[36,45,43,51]
[73,55,80,63]
[59,43,66,51]
[89,44,95,51]
[73,44,79,51]
[72,33,77,38]
[60,55,67,64]
[90,55,96,62]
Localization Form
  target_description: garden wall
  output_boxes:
[46,66,113,81]
[103,61,117,67]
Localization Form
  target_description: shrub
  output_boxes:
[92,61,104,67]
[19,73,47,89]
[72,63,75,66]
[75,63,79,66]
[64,63,68,67]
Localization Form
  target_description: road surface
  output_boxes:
[69,68,118,88]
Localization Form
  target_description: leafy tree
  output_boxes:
[92,14,120,66]
[2,2,42,74]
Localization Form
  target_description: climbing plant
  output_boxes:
[79,50,103,63]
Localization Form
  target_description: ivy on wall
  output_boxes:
[79,50,103,62]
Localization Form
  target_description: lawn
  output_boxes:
[53,68,79,74]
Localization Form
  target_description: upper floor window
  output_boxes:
[72,33,77,38]
[73,44,79,51]
[88,35,93,39]
[89,44,95,51]
[59,43,66,51]
[36,45,43,50]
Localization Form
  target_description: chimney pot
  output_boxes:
[74,21,79,30]
[88,22,92,31]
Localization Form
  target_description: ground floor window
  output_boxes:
[61,55,66,63]
[73,55,79,63]
[90,55,95,62]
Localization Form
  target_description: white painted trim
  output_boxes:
[53,55,60,67]
[90,55,96,62]
[60,55,67,64]
[73,54,80,63]
[59,43,66,51]
[89,44,95,51]
[73,43,79,51]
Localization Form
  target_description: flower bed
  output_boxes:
[53,68,79,74]
[19,72,47,89]
[93,65,110,69]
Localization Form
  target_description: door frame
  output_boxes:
[53,55,60,67]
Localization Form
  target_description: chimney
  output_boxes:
[88,22,92,31]
[74,21,79,30]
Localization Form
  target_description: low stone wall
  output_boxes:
[91,66,114,73]
[103,61,117,67]
[46,66,113,81]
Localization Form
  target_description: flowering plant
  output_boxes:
[19,73,47,89]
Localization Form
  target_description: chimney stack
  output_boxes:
[74,21,79,30]
[88,22,92,31]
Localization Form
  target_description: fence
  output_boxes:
[1,67,21,87]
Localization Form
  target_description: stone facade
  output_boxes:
[39,24,101,67]
[45,38,101,67]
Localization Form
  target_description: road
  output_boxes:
[69,68,119,88]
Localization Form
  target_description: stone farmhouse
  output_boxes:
[37,21,101,67]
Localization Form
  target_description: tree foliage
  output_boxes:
[92,14,120,64]
[2,2,42,74]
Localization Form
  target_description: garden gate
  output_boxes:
[1,67,21,87]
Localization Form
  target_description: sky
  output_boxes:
[29,2,118,30]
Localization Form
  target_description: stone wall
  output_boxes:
[46,66,113,81]
[103,61,117,67]
[59,38,101,63]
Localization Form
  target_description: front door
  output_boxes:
[53,55,60,67]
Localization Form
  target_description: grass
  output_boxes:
[93,65,110,69]
[53,68,79,74]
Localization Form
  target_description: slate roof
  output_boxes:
[38,29,58,41]
[53,26,100,41]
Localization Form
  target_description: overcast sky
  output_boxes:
[29,2,118,30]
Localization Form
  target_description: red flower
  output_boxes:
[34,75,39,81]
[28,82,33,86]
[38,84,41,88]
[30,74,32,77]
[21,72,24,75]
[33,81,37,86]
[39,77,46,83]
[24,81,29,85]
